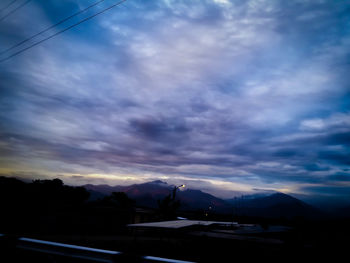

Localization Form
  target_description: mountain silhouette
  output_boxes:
[334,205,350,218]
[84,181,325,218]
[84,180,231,212]
[226,193,324,219]
[178,189,231,212]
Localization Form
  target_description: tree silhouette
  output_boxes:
[157,186,181,220]
[110,192,135,209]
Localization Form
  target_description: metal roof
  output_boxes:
[128,220,238,229]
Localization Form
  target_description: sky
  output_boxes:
[0,0,349,203]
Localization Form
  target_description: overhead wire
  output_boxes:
[0,0,127,63]
[0,0,18,13]
[0,0,31,22]
[0,0,107,56]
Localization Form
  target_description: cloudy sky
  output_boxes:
[0,0,349,201]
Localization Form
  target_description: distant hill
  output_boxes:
[179,189,231,212]
[84,181,325,218]
[83,184,124,196]
[1,177,331,220]
[226,193,324,219]
[333,205,350,219]
[84,180,231,212]
[84,180,171,202]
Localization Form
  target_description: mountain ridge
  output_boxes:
[84,180,230,211]
[226,192,325,219]
[83,180,325,219]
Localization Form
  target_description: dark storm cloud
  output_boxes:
[300,185,350,197]
[318,151,350,165]
[324,132,350,146]
[304,164,330,172]
[327,173,350,182]
[272,149,299,158]
[128,117,190,141]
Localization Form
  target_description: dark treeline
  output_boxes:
[0,176,186,236]
[0,177,137,235]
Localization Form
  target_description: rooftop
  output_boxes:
[128,220,238,229]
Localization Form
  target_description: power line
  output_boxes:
[0,0,18,13]
[0,0,127,63]
[0,0,107,56]
[0,0,31,22]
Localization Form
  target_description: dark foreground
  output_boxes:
[1,219,350,263]
[1,177,349,262]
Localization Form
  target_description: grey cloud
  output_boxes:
[303,163,330,172]
[299,185,350,197]
[326,173,350,182]
[318,151,350,165]
[0,0,349,198]
[128,117,190,141]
